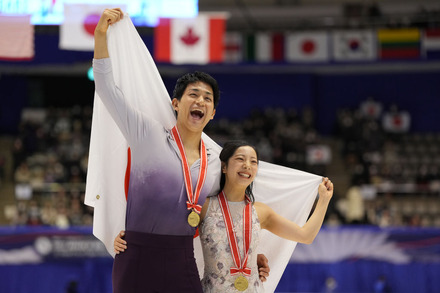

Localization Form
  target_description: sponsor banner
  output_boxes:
[291,227,440,264]
[0,227,109,264]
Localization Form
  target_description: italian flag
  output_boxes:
[244,32,285,63]
[154,13,227,64]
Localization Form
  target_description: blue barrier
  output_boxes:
[0,226,439,293]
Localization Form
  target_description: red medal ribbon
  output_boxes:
[230,267,252,275]
[218,191,252,277]
[171,126,207,215]
[186,202,202,213]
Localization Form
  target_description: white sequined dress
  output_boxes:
[200,197,264,292]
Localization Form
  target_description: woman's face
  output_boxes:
[223,146,259,188]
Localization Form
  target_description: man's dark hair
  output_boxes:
[172,71,220,109]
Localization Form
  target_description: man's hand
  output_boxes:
[94,8,124,59]
[95,8,124,36]
[114,230,127,254]
[257,253,270,282]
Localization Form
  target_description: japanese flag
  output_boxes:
[382,112,411,133]
[59,4,125,51]
[285,31,329,62]
[155,13,227,64]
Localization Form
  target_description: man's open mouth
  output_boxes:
[191,109,204,119]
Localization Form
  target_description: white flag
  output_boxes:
[382,112,411,133]
[285,31,329,62]
[306,145,332,165]
[332,30,377,61]
[59,4,124,51]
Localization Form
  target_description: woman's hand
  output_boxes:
[318,177,333,202]
[114,230,127,254]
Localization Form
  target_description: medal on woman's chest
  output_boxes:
[234,275,249,291]
[171,126,207,228]
[218,191,253,291]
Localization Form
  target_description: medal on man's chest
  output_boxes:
[171,126,207,228]
[187,210,200,227]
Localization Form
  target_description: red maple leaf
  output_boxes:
[180,27,199,46]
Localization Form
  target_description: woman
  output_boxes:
[115,141,333,292]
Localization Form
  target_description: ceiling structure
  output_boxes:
[199,0,440,31]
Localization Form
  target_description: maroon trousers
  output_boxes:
[112,231,203,293]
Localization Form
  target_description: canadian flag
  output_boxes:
[60,4,125,51]
[155,13,227,64]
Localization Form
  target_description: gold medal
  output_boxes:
[187,210,200,227]
[234,275,248,291]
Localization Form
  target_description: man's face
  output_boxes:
[172,81,216,133]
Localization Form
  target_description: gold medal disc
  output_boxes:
[234,275,249,291]
[187,211,200,227]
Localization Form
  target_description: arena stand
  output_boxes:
[1,0,440,291]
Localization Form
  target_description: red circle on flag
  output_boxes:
[301,40,315,55]
[349,39,360,51]
[83,14,100,36]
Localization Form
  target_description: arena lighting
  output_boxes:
[0,0,198,26]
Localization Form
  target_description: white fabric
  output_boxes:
[85,15,321,293]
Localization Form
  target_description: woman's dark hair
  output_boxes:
[172,71,220,109]
[219,140,259,203]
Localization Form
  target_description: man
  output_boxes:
[93,8,269,293]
